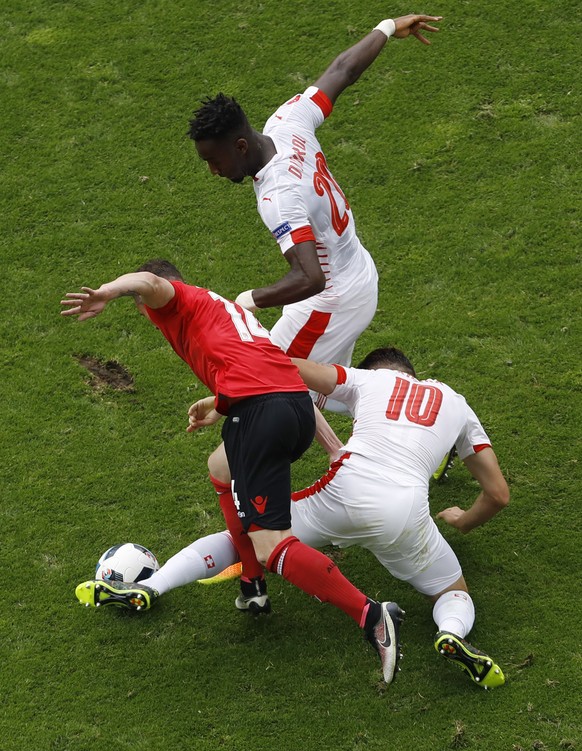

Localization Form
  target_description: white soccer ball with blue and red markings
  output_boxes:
[95,543,159,583]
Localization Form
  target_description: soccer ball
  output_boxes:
[95,543,159,583]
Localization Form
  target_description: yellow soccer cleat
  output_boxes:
[432,447,456,482]
[75,579,158,611]
[197,562,243,585]
[435,631,505,689]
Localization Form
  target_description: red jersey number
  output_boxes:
[385,377,443,427]
[313,151,350,236]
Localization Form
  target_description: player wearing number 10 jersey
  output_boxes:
[290,347,510,687]
[189,13,442,411]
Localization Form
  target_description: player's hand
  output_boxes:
[60,287,109,321]
[393,14,442,45]
[436,506,466,530]
[187,397,221,432]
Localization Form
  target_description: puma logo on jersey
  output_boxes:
[250,495,268,514]
[262,196,272,202]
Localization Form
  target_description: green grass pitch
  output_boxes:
[1,1,580,749]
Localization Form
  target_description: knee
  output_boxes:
[250,530,294,570]
[207,445,231,484]
[250,540,274,568]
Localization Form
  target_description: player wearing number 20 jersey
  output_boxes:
[254,87,378,381]
[189,17,443,414]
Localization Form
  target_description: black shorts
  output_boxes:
[221,392,315,532]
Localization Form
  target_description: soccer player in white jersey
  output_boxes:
[186,12,442,614]
[83,347,509,689]
[288,347,510,688]
[188,13,442,412]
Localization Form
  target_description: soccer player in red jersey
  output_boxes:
[62,260,404,685]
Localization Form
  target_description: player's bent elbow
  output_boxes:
[293,275,325,301]
[490,481,510,510]
[498,487,510,509]
[310,276,326,295]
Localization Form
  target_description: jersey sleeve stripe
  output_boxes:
[333,364,347,385]
[285,310,332,358]
[309,88,333,119]
[291,226,316,245]
[473,443,492,453]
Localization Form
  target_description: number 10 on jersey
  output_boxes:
[386,377,443,427]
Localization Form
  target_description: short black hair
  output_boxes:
[136,259,184,282]
[188,94,248,142]
[357,347,416,377]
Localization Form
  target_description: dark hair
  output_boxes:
[188,93,248,142]
[357,347,416,377]
[136,259,185,282]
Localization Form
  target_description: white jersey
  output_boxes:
[253,86,377,310]
[330,366,491,486]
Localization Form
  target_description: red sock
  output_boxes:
[210,475,264,581]
[267,536,368,626]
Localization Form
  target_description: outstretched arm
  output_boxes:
[313,13,442,105]
[292,358,339,395]
[437,448,510,533]
[61,272,175,321]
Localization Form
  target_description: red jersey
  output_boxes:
[145,282,307,413]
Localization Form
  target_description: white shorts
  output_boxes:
[291,453,462,596]
[270,272,377,412]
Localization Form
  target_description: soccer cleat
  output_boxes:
[432,446,456,482]
[198,562,243,585]
[365,601,405,684]
[235,576,271,615]
[75,579,158,611]
[434,632,505,688]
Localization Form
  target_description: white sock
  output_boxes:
[146,531,238,595]
[432,590,475,638]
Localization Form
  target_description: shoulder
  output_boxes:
[264,87,332,133]
[165,281,208,310]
